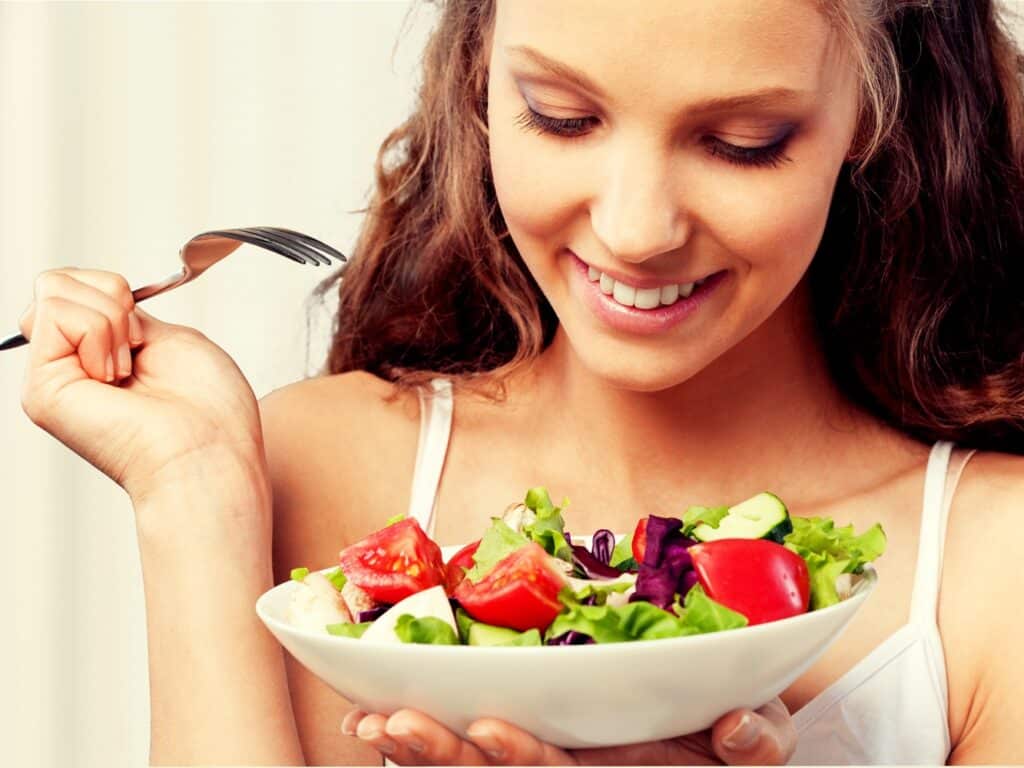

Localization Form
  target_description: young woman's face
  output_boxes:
[487,0,861,391]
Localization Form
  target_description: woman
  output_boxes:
[16,0,1024,764]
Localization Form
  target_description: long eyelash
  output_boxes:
[704,135,794,169]
[514,107,596,139]
[514,105,794,169]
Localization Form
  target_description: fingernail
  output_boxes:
[341,710,364,736]
[386,727,424,753]
[128,311,143,345]
[117,344,131,377]
[467,728,505,760]
[400,735,425,753]
[360,728,396,755]
[105,355,115,382]
[723,713,761,751]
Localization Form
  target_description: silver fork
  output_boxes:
[0,226,347,351]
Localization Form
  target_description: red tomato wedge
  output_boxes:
[688,539,810,625]
[454,543,566,632]
[444,539,481,595]
[339,518,446,604]
[632,518,649,564]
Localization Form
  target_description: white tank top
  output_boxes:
[407,377,974,764]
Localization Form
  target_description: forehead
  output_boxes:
[493,0,844,112]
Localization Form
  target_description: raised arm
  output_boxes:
[17,269,305,765]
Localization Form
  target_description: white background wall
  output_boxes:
[0,2,434,766]
[1,2,1021,767]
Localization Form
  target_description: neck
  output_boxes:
[515,282,898,508]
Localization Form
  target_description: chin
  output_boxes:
[572,342,706,394]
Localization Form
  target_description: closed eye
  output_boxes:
[514,107,597,139]
[513,106,794,169]
[702,135,793,169]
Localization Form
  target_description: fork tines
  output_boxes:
[210,227,346,267]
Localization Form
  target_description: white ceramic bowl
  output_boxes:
[256,543,877,748]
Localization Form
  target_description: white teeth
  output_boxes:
[586,263,706,309]
[612,280,636,307]
[634,287,661,310]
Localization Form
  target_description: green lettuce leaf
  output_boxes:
[610,533,636,569]
[546,601,634,644]
[783,516,887,609]
[681,506,729,537]
[560,579,633,608]
[464,520,529,583]
[804,555,852,610]
[674,584,749,633]
[394,615,460,645]
[615,556,639,572]
[521,487,572,562]
[290,567,310,582]
[386,513,406,526]
[616,601,700,640]
[546,589,744,644]
[326,621,372,638]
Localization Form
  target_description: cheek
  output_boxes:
[489,90,591,249]
[690,157,839,280]
[689,108,853,281]
[490,133,577,246]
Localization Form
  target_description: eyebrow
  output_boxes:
[504,44,813,115]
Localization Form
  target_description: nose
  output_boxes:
[589,138,690,264]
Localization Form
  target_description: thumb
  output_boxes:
[710,698,797,766]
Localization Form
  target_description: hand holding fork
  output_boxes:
[11,226,345,503]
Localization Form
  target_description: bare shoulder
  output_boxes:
[258,370,422,582]
[941,450,1024,763]
[260,368,420,436]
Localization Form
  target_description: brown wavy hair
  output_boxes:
[311,0,1024,453]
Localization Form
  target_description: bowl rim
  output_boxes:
[256,563,878,654]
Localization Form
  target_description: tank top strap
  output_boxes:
[908,440,976,625]
[406,377,454,538]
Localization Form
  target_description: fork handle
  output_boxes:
[0,267,188,351]
[0,333,29,351]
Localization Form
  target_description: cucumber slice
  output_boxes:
[467,622,542,647]
[691,492,792,543]
[455,607,476,643]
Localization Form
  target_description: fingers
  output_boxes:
[710,697,798,766]
[26,297,118,383]
[21,269,141,382]
[464,718,576,766]
[343,708,489,766]
[343,709,577,766]
[348,712,398,759]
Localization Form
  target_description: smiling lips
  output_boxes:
[568,250,725,335]
[585,265,711,310]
